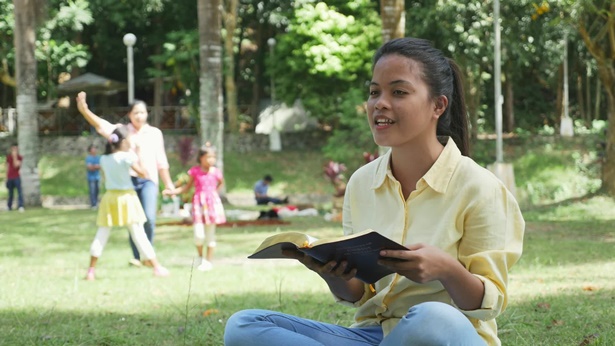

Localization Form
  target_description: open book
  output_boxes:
[248,229,407,284]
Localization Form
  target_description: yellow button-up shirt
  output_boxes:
[341,138,525,346]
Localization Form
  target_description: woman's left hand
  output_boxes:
[378,244,457,284]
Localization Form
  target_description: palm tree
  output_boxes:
[198,0,225,180]
[380,0,405,43]
[13,0,44,207]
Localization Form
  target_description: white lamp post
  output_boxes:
[267,37,281,151]
[123,33,137,104]
[560,31,573,137]
[487,0,517,197]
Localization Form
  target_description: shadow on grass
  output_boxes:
[499,289,615,345]
[523,191,602,213]
[0,291,354,346]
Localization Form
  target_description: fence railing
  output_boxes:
[0,106,197,136]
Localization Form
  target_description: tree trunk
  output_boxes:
[504,74,514,132]
[13,0,42,207]
[379,0,404,156]
[380,0,405,43]
[576,62,587,125]
[585,66,592,121]
[222,0,239,132]
[594,78,602,120]
[463,64,481,145]
[555,64,563,125]
[577,3,615,195]
[603,91,615,194]
[198,0,225,174]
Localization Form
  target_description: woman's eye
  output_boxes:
[369,89,379,96]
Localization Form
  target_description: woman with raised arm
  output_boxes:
[76,92,175,267]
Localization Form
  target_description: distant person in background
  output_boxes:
[76,91,176,268]
[253,175,288,205]
[86,144,101,209]
[164,143,226,271]
[5,143,24,212]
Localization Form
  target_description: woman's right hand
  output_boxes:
[76,92,88,112]
[282,249,358,281]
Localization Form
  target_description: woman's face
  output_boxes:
[366,54,444,149]
[128,103,149,129]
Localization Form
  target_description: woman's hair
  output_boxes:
[104,126,130,155]
[127,99,147,113]
[196,142,216,164]
[372,37,469,156]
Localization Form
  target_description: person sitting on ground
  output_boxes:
[253,175,288,205]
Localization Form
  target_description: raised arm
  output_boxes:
[76,92,114,138]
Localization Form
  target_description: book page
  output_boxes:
[248,232,314,259]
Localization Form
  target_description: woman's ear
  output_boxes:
[434,96,449,118]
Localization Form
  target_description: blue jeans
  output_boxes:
[224,302,486,346]
[130,177,158,260]
[88,179,100,207]
[6,177,24,210]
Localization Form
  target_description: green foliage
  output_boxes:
[321,88,376,171]
[147,30,200,111]
[272,1,380,124]
[0,0,93,100]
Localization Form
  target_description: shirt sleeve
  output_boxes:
[125,151,138,166]
[456,183,525,321]
[99,121,120,138]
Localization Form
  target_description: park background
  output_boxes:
[1,1,615,345]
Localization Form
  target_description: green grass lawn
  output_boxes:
[1,133,613,345]
[1,195,614,345]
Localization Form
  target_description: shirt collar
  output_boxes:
[371,137,462,194]
[127,123,150,134]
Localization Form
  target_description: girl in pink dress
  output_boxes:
[164,144,226,271]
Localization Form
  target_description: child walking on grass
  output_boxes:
[86,126,169,280]
[164,144,226,271]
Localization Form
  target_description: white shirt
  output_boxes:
[100,151,138,190]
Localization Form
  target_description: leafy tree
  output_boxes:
[0,2,16,89]
[272,1,380,125]
[38,0,92,100]
[571,0,615,194]
[0,0,91,103]
[222,0,239,132]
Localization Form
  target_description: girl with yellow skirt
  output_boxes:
[85,126,169,280]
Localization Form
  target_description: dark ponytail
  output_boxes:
[104,126,130,155]
[372,37,470,156]
[441,59,469,156]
